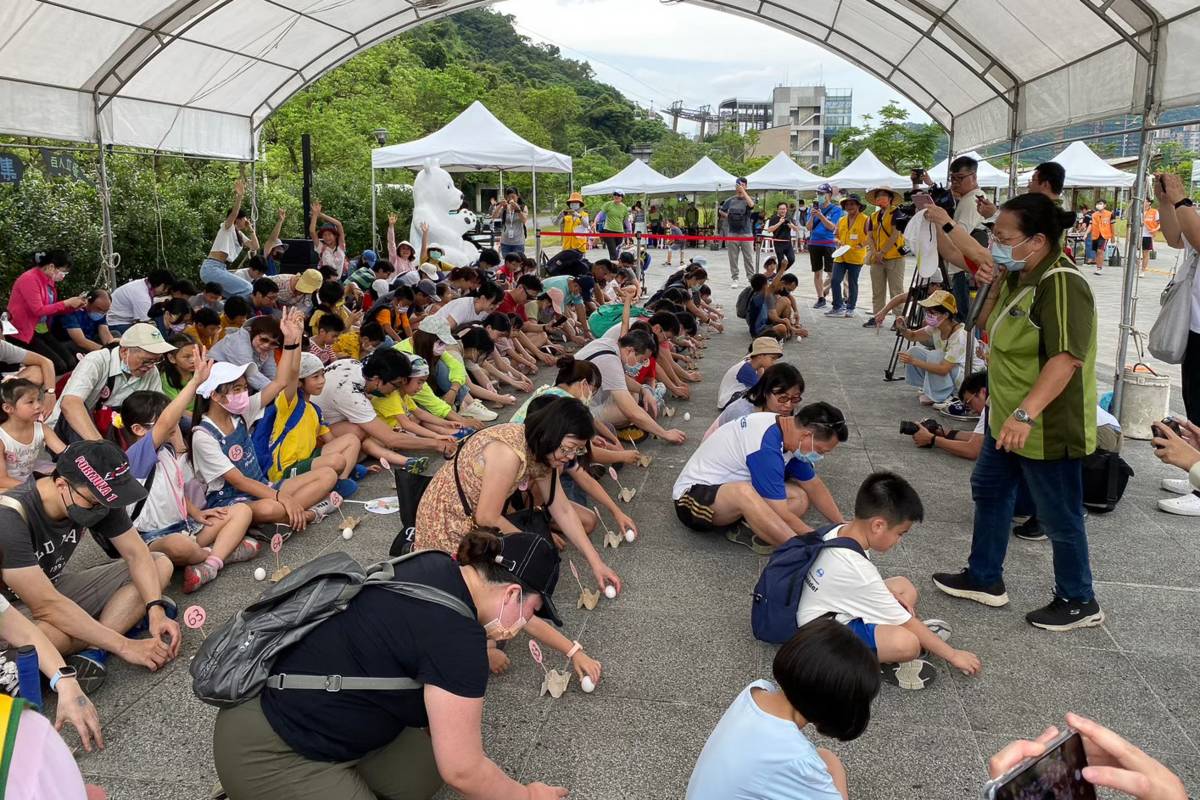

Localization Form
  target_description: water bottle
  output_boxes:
[16,645,41,709]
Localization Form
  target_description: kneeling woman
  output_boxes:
[414,395,616,681]
[897,289,969,404]
[704,362,805,440]
[213,529,571,800]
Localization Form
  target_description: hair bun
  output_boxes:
[555,354,575,370]
[456,527,503,566]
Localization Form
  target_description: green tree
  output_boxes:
[826,102,943,172]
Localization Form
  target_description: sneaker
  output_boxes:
[310,492,344,524]
[937,400,980,420]
[225,537,261,565]
[1161,477,1193,495]
[127,596,178,639]
[401,456,430,475]
[932,569,1010,607]
[1012,517,1046,541]
[67,649,108,694]
[1158,492,1200,516]
[813,297,827,309]
[923,619,952,643]
[730,279,739,290]
[931,397,957,413]
[724,525,774,555]
[460,399,498,422]
[183,560,220,594]
[881,659,938,690]
[824,307,845,317]
[1025,596,1104,631]
[862,318,878,328]
[842,308,854,318]
[1094,268,1103,275]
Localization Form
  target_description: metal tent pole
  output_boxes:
[370,163,378,252]
[93,97,116,289]
[1112,21,1162,417]
[532,164,541,261]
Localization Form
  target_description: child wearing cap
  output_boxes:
[896,290,969,405]
[115,354,261,594]
[369,354,463,464]
[190,309,342,534]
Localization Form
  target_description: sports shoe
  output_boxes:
[1158,492,1200,516]
[842,308,854,318]
[460,399,498,422]
[881,659,937,690]
[1161,477,1193,495]
[1012,517,1046,541]
[225,537,261,565]
[924,619,952,642]
[1094,268,1103,275]
[731,279,739,290]
[937,399,980,420]
[932,569,1009,607]
[724,525,774,555]
[813,298,827,309]
[310,492,344,524]
[862,318,877,328]
[1025,597,1104,631]
[127,595,178,639]
[400,456,429,475]
[67,649,108,694]
[824,306,845,317]
[183,560,220,594]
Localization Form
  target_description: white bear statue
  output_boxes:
[409,158,480,268]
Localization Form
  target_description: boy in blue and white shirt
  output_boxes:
[672,405,848,552]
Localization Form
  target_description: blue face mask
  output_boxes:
[796,433,824,464]
[991,238,1030,272]
[624,362,646,377]
[87,311,105,322]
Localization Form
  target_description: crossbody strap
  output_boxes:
[452,431,477,518]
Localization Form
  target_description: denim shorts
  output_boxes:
[845,618,878,652]
[139,518,199,544]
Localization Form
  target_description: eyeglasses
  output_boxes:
[949,172,976,183]
[554,443,589,460]
[771,390,804,405]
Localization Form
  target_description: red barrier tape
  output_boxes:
[536,230,758,243]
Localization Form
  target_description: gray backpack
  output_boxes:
[190,550,473,708]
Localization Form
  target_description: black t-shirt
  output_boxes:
[260,552,488,763]
[766,214,795,241]
[0,477,135,586]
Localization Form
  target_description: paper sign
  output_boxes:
[608,467,619,482]
[183,606,207,630]
[569,559,581,583]
[380,457,391,470]
[270,533,284,554]
[528,639,544,665]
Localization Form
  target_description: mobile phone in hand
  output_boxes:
[983,729,1095,800]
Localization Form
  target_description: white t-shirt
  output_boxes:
[108,278,155,326]
[949,188,988,275]
[933,324,969,366]
[717,358,758,409]
[795,525,912,628]
[432,296,484,327]
[126,435,190,534]
[191,394,266,494]
[210,223,245,262]
[0,423,46,484]
[573,339,628,408]
[673,413,815,501]
[313,359,379,425]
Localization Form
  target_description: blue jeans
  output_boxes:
[200,257,253,299]
[967,429,1095,601]
[948,270,971,322]
[500,244,525,257]
[434,359,470,408]
[905,350,962,403]
[831,262,861,311]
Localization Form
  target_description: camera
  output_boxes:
[1152,417,1184,448]
[900,418,943,436]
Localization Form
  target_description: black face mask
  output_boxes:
[60,485,109,529]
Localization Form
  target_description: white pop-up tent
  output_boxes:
[745,152,825,191]
[658,156,739,194]
[824,149,910,190]
[580,159,670,196]
[928,151,1010,188]
[1017,141,1136,188]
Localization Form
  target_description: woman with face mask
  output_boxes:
[413,396,615,683]
[895,289,968,405]
[6,249,86,374]
[554,192,591,254]
[147,297,192,340]
[924,194,1104,633]
[212,528,571,800]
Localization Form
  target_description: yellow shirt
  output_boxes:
[835,213,869,265]
[867,208,905,260]
[370,390,418,428]
[561,210,590,252]
[332,331,361,361]
[265,390,329,482]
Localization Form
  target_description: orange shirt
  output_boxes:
[1143,207,1160,235]
[1090,209,1113,240]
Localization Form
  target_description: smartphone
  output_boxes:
[982,729,1095,800]
[1152,417,1184,448]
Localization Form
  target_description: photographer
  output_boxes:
[492,188,528,257]
[934,156,988,321]
[896,290,968,405]
[764,202,797,269]
[720,177,756,288]
[909,370,989,460]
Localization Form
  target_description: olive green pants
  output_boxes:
[212,695,444,800]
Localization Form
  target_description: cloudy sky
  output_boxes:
[493,0,930,134]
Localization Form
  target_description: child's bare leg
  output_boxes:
[195,503,254,562]
[312,432,361,478]
[149,533,208,566]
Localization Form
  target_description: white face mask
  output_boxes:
[483,589,527,640]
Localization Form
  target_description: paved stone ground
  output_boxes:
[57,247,1198,799]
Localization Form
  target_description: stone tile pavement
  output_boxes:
[52,247,1198,799]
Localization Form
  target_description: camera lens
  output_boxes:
[899,421,918,436]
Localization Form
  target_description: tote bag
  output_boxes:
[1148,246,1198,364]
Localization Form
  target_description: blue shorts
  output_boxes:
[139,519,199,544]
[845,618,878,652]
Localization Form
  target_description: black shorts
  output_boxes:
[773,242,796,267]
[1142,235,1154,252]
[674,483,727,531]
[809,245,834,273]
[1092,236,1107,253]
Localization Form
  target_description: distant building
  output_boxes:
[630,143,654,163]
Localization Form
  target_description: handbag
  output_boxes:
[1148,246,1198,364]
[388,469,433,557]
[452,432,556,544]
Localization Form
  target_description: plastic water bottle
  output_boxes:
[16,645,41,709]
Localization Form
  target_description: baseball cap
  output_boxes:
[817,182,835,195]
[408,355,430,378]
[295,269,323,294]
[612,190,624,197]
[57,440,147,509]
[197,362,250,399]
[574,274,595,298]
[371,278,391,298]
[418,262,440,280]
[494,531,563,626]
[918,289,958,315]
[119,323,176,354]
[415,279,438,299]
[749,336,784,358]
[360,250,378,267]
[298,352,326,379]
[418,315,457,345]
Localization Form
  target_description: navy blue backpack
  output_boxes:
[751,524,866,644]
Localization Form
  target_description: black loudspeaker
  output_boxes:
[276,238,316,274]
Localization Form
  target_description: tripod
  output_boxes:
[883,260,951,381]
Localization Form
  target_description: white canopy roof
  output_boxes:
[928,151,1010,188]
[824,149,911,190]
[658,156,739,194]
[745,152,825,191]
[580,159,670,196]
[3,1,1197,159]
[1017,141,1136,188]
[370,101,571,173]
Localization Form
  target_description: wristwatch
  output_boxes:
[50,666,77,692]
[942,222,956,234]
[1012,408,1035,425]
[1174,198,1194,209]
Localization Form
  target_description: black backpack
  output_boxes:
[1082,450,1134,512]
[735,286,754,319]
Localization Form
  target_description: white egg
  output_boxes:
[604,585,617,599]
[624,528,636,542]
[580,676,596,693]
[342,528,353,540]
[253,567,267,581]
[683,412,691,421]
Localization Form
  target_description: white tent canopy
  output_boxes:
[370,101,570,173]
[4,1,1198,159]
[657,156,739,194]
[1017,141,1136,188]
[824,149,910,190]
[745,152,825,191]
[928,151,1010,188]
[580,159,670,196]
